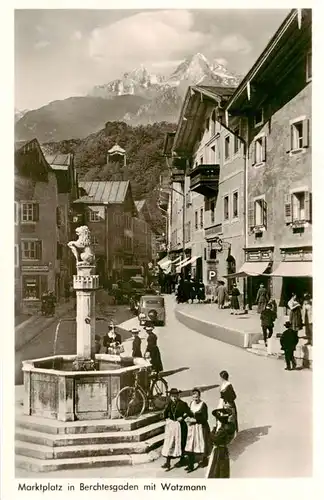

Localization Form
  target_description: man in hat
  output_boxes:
[161,388,191,471]
[130,328,142,358]
[280,321,299,370]
[206,408,236,478]
[260,303,276,347]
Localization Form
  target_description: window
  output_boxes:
[254,109,264,127]
[248,198,267,229]
[211,201,215,224]
[224,136,230,160]
[285,191,312,223]
[252,136,267,165]
[22,276,40,300]
[21,240,42,260]
[224,196,229,221]
[88,206,104,222]
[232,191,239,218]
[200,208,204,228]
[211,110,216,136]
[306,51,312,81]
[234,128,240,154]
[15,202,19,225]
[195,211,198,230]
[15,244,19,268]
[289,119,309,151]
[21,202,39,222]
[200,156,203,164]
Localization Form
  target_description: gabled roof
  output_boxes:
[15,138,51,177]
[75,181,130,204]
[44,153,72,171]
[173,85,236,156]
[163,132,176,157]
[108,144,126,155]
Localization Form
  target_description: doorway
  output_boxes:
[226,256,236,294]
[280,277,312,307]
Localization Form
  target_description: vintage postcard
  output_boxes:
[1,1,320,499]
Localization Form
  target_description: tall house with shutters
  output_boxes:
[225,8,312,307]
[15,139,60,314]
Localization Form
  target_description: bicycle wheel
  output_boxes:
[116,386,146,418]
[151,377,168,410]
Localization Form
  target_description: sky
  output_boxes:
[15,8,290,110]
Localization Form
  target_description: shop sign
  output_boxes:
[22,265,49,272]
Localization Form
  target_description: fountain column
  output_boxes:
[73,263,99,359]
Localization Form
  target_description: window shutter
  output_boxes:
[284,194,292,224]
[248,201,255,229]
[33,203,39,222]
[36,241,42,260]
[251,142,256,166]
[302,119,309,148]
[286,128,292,153]
[262,200,268,228]
[304,190,312,222]
[262,136,267,162]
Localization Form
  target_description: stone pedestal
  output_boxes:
[73,264,99,359]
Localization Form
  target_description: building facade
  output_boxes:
[225,8,312,307]
[15,139,61,314]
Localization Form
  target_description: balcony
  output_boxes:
[171,168,185,183]
[189,164,220,197]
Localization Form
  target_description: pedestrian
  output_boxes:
[130,328,142,358]
[189,278,196,303]
[268,297,277,321]
[260,303,275,347]
[230,283,240,314]
[94,334,101,354]
[161,388,191,471]
[216,281,227,309]
[205,408,236,478]
[47,291,56,316]
[216,370,238,433]
[255,283,269,314]
[280,321,299,371]
[144,325,163,373]
[176,277,185,304]
[302,294,313,345]
[103,324,122,354]
[288,293,303,332]
[183,277,191,303]
[184,388,210,472]
[197,280,206,303]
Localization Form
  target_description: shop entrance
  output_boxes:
[226,256,236,294]
[280,277,313,307]
[196,257,203,282]
[247,275,272,306]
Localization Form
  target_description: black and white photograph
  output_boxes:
[8,4,315,488]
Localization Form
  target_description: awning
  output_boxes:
[271,261,312,277]
[181,255,199,268]
[158,257,171,269]
[171,256,182,265]
[175,257,191,273]
[224,261,270,278]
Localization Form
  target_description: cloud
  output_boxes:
[71,30,82,41]
[213,57,229,66]
[34,40,50,50]
[88,10,206,71]
[219,34,252,55]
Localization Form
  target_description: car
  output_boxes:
[138,295,166,326]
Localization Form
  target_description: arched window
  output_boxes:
[211,110,216,136]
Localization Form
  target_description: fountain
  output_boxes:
[16,226,165,472]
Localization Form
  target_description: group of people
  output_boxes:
[161,370,238,478]
[40,291,56,316]
[176,276,206,304]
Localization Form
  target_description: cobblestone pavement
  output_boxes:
[16,295,312,478]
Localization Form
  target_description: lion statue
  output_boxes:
[67,226,95,265]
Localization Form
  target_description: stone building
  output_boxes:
[166,86,245,298]
[15,139,60,314]
[225,8,312,307]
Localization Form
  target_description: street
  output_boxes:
[16,294,312,478]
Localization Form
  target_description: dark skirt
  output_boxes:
[148,346,163,372]
[206,446,230,478]
[231,296,240,310]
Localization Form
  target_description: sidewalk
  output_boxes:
[175,300,312,365]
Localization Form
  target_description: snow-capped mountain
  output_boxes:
[15,108,29,123]
[89,65,165,99]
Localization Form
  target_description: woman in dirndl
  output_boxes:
[216,370,238,433]
[161,388,190,471]
[184,388,210,472]
[206,408,236,478]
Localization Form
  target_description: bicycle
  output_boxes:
[116,368,168,418]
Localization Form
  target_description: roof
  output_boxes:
[75,181,130,204]
[162,132,176,157]
[44,153,72,171]
[135,200,146,212]
[108,144,126,155]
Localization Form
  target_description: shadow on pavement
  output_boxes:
[229,425,272,461]
[180,383,219,398]
[161,367,190,378]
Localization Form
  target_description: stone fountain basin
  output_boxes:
[22,354,151,422]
